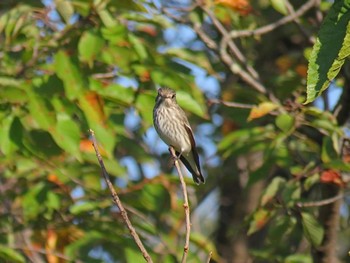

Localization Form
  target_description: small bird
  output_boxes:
[153,87,205,184]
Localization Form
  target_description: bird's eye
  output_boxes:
[172,94,176,99]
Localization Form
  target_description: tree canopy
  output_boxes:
[1,0,350,262]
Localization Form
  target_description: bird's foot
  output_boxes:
[168,147,182,162]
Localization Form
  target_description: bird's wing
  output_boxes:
[184,124,202,174]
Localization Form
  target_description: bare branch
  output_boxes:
[225,0,317,40]
[296,192,344,208]
[193,23,218,50]
[89,129,153,263]
[198,4,261,81]
[285,0,315,44]
[208,99,254,109]
[169,147,191,263]
[92,71,117,79]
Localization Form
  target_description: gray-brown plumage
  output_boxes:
[153,87,204,184]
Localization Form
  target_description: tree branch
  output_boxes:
[208,99,254,109]
[312,185,342,263]
[89,129,153,263]
[225,0,317,40]
[198,4,265,93]
[296,193,344,208]
[169,147,191,263]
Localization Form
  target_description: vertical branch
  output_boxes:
[312,185,342,263]
[169,147,191,263]
[89,129,153,263]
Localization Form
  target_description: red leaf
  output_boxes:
[320,170,344,187]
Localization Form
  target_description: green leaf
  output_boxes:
[260,177,286,206]
[0,115,18,155]
[26,88,56,130]
[275,114,294,133]
[101,24,127,43]
[304,173,320,191]
[108,0,147,12]
[72,0,91,17]
[128,33,148,60]
[87,123,116,159]
[70,201,100,215]
[135,91,155,126]
[78,30,105,66]
[176,90,206,118]
[285,254,312,263]
[165,48,215,75]
[55,0,74,24]
[305,1,350,103]
[22,182,46,221]
[324,159,350,171]
[96,8,117,28]
[138,184,169,212]
[44,191,60,220]
[125,247,145,263]
[270,0,288,15]
[0,245,25,263]
[55,51,85,100]
[0,86,27,103]
[301,212,324,247]
[95,82,135,105]
[150,68,193,91]
[52,113,82,160]
[248,208,274,235]
[100,46,134,68]
[8,117,25,150]
[218,125,275,158]
[321,136,339,163]
[281,181,301,207]
[268,215,297,246]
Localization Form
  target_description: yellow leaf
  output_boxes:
[247,102,278,121]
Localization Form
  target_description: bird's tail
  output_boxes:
[179,155,205,184]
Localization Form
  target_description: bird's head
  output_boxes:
[156,87,177,107]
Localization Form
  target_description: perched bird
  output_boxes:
[153,87,205,184]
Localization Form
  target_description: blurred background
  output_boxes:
[0,0,350,262]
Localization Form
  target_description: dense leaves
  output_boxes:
[0,0,350,262]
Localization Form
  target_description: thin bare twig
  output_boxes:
[92,71,117,79]
[193,23,218,50]
[89,129,153,263]
[285,0,315,44]
[225,0,317,40]
[169,147,191,263]
[208,99,254,109]
[296,193,344,208]
[199,4,262,82]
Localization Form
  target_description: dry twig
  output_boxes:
[169,147,191,263]
[297,193,344,208]
[89,129,153,263]
[208,99,254,109]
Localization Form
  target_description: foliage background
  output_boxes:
[0,0,350,262]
